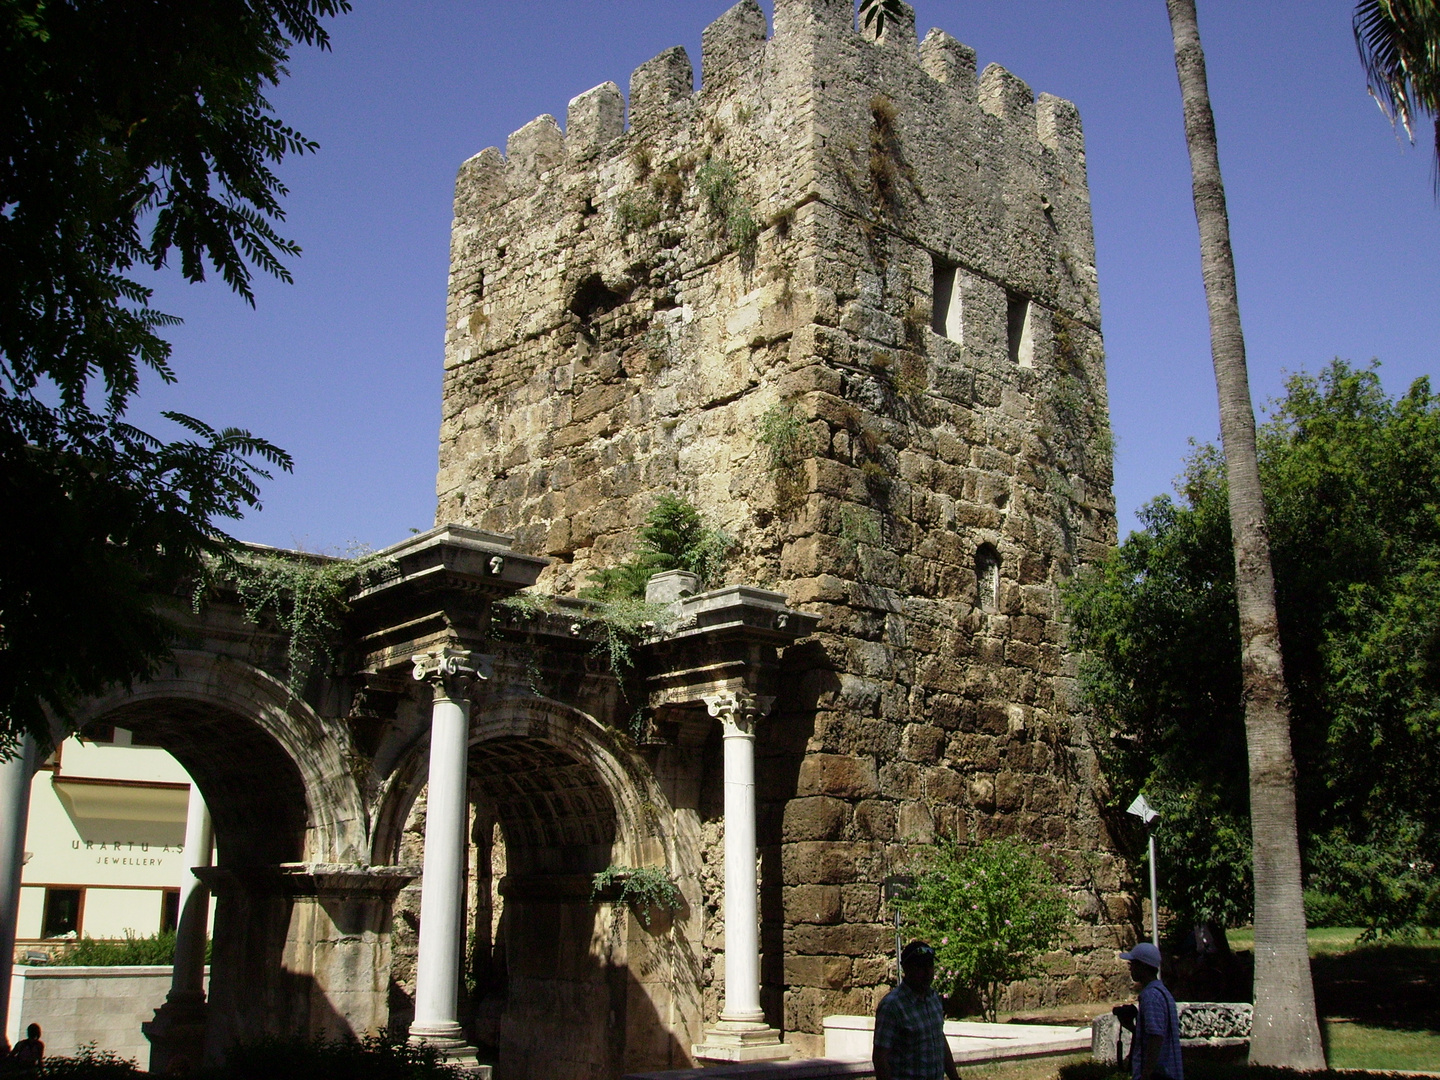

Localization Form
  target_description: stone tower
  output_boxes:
[436,0,1130,1056]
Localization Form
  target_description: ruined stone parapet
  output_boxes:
[436,0,1127,1052]
[1092,1002,1253,1064]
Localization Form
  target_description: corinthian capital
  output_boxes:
[702,688,775,737]
[411,647,489,702]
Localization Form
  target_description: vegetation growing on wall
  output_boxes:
[591,864,684,928]
[757,403,808,474]
[581,494,732,601]
[695,157,760,265]
[196,546,389,693]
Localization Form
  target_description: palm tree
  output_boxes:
[1355,0,1440,195]
[1163,1,1326,1069]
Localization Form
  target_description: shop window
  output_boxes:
[42,888,82,938]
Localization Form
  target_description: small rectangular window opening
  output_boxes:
[160,889,181,933]
[1007,293,1034,367]
[42,887,82,938]
[931,258,962,343]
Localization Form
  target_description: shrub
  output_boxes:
[581,494,732,601]
[203,1036,459,1079]
[756,404,807,474]
[898,838,1071,1021]
[53,930,183,966]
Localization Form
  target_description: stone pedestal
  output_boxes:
[692,1019,793,1063]
[143,992,209,1075]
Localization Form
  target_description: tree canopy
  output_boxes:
[1066,360,1440,936]
[0,0,349,749]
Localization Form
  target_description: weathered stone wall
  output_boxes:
[436,0,1134,1052]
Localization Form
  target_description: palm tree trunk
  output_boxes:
[1164,0,1326,1068]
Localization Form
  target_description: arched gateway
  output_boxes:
[3,4,1148,1073]
[2,525,817,1077]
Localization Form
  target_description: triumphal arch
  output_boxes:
[2,2,1136,1076]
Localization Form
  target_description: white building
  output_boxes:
[13,726,210,945]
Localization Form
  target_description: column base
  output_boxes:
[692,1019,792,1063]
[408,1023,490,1076]
[143,993,208,1074]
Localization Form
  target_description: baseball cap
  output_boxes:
[1119,942,1162,970]
[901,941,936,965]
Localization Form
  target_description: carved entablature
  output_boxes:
[349,524,547,674]
[643,585,817,741]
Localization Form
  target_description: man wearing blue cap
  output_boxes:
[874,940,960,1080]
[1119,942,1182,1080]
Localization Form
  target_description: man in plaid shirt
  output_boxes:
[874,941,961,1080]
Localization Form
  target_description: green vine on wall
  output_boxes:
[591,864,684,927]
[195,547,390,693]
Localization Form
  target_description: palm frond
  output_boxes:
[1354,0,1440,192]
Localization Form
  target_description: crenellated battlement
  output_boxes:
[473,0,1086,202]
[436,1,1123,1059]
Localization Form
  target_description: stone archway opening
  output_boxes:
[95,699,308,867]
[463,735,621,1080]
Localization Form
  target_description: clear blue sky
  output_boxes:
[133,0,1439,552]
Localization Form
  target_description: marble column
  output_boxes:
[0,736,38,1035]
[145,784,214,1072]
[172,787,214,998]
[408,648,483,1072]
[692,690,789,1063]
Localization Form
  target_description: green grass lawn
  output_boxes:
[1222,926,1440,1072]
[1323,1018,1440,1072]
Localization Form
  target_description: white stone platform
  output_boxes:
[823,1014,1093,1065]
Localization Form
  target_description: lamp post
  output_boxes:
[1127,793,1161,948]
[882,875,914,983]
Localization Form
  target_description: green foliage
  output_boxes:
[1354,0,1440,194]
[694,157,759,262]
[29,1046,144,1078]
[589,596,666,682]
[859,0,907,38]
[838,503,882,549]
[51,930,198,966]
[494,590,664,690]
[0,0,349,744]
[203,1035,459,1079]
[27,1036,461,1078]
[897,839,1070,1021]
[1307,820,1439,938]
[757,403,808,474]
[616,192,661,233]
[1065,361,1440,932]
[203,547,389,693]
[591,864,684,927]
[581,494,732,601]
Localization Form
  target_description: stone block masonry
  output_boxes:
[437,0,1134,1048]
